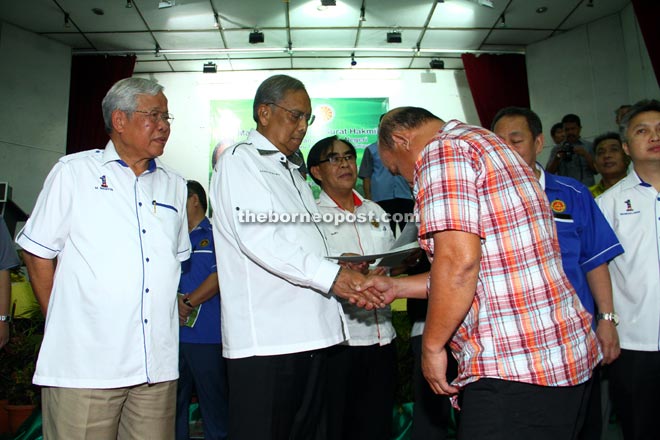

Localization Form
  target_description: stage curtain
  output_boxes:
[66,55,136,154]
[461,53,530,130]
[631,0,660,89]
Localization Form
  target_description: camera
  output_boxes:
[559,142,574,162]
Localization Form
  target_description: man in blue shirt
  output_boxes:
[176,180,228,440]
[493,107,623,440]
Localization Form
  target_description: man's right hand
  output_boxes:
[332,268,386,310]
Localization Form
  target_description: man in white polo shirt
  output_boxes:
[596,99,660,440]
[17,77,189,439]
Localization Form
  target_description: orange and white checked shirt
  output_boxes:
[415,120,600,390]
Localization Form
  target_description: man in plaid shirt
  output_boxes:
[364,107,601,439]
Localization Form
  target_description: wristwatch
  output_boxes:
[0,315,11,323]
[182,297,194,308]
[596,312,619,326]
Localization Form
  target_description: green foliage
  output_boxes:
[0,318,44,405]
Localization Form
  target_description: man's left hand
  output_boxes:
[596,320,620,365]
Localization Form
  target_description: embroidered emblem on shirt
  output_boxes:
[95,175,114,191]
[199,239,210,247]
[371,220,380,228]
[624,199,633,212]
[550,199,566,213]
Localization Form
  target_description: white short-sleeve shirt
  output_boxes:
[596,171,660,351]
[16,141,190,388]
[317,190,396,346]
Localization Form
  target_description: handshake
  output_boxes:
[331,266,398,310]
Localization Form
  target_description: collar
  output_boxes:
[191,216,212,233]
[249,129,299,169]
[618,170,650,191]
[535,163,547,190]
[101,140,160,175]
[439,119,462,134]
[318,189,364,210]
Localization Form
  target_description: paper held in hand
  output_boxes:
[326,222,420,267]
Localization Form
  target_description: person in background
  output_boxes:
[596,99,660,440]
[176,180,228,440]
[546,113,597,186]
[209,74,383,440]
[362,106,600,440]
[614,104,631,126]
[307,135,397,440]
[358,115,414,235]
[16,77,189,439]
[589,132,629,197]
[0,217,20,349]
[550,121,565,146]
[492,106,623,440]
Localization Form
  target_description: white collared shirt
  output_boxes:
[317,190,396,346]
[596,171,660,351]
[210,130,347,359]
[16,141,190,388]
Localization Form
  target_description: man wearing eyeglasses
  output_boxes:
[16,77,189,439]
[210,75,385,440]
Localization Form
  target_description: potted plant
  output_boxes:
[3,317,43,434]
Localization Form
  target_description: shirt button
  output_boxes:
[139,202,143,207]
[145,288,150,293]
[145,257,150,262]
[142,229,146,234]
[144,319,148,324]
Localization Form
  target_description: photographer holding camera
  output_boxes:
[546,113,597,186]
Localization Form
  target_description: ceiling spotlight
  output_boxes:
[359,5,366,22]
[249,30,264,44]
[126,0,133,8]
[213,13,219,28]
[586,0,594,6]
[499,13,506,27]
[155,44,161,57]
[477,0,494,8]
[536,6,548,13]
[350,52,357,67]
[158,0,175,9]
[64,13,71,28]
[386,31,402,43]
[321,0,336,5]
[203,62,217,74]
[92,8,104,15]
[430,59,445,69]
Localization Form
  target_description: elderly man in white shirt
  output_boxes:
[17,77,189,439]
[596,99,660,440]
[307,135,397,440]
[210,74,384,440]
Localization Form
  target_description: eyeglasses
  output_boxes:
[266,102,315,126]
[133,110,175,125]
[319,154,356,165]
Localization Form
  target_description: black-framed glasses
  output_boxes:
[133,110,175,125]
[319,154,356,165]
[266,102,315,126]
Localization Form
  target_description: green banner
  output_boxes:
[209,98,388,197]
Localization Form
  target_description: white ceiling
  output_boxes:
[0,0,630,73]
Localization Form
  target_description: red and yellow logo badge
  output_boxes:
[200,239,210,247]
[550,199,566,213]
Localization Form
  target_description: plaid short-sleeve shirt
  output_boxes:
[415,120,600,389]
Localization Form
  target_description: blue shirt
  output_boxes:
[179,217,221,344]
[358,143,412,202]
[541,167,623,321]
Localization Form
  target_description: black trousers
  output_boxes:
[325,343,397,440]
[457,377,591,440]
[375,198,415,236]
[226,349,329,440]
[410,336,457,440]
[609,349,660,440]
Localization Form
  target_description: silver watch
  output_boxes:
[596,312,619,326]
[0,315,11,323]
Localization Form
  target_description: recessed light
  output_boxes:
[536,6,548,13]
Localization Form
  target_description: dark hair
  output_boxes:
[187,180,208,213]
[550,122,563,137]
[593,132,622,152]
[619,99,660,143]
[306,136,357,186]
[379,107,440,150]
[491,107,543,139]
[252,75,307,124]
[561,113,582,127]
